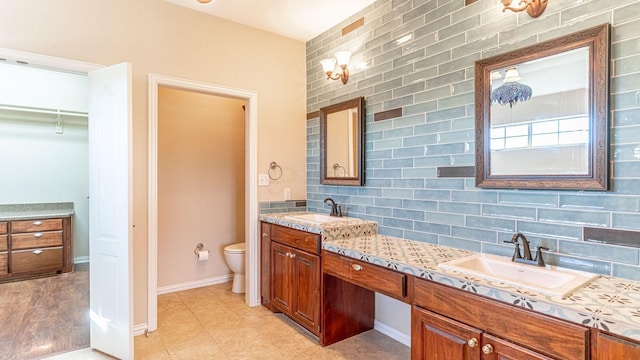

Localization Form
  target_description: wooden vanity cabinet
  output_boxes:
[260,222,272,309]
[593,330,640,360]
[267,223,321,336]
[0,216,73,282]
[412,278,589,360]
[0,222,7,276]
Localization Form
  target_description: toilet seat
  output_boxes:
[224,242,245,254]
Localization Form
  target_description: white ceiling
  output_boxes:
[163,0,376,42]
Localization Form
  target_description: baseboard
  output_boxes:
[74,256,90,264]
[134,323,148,337]
[157,274,233,295]
[374,320,411,347]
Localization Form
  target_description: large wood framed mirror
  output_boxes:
[475,24,610,190]
[319,97,365,186]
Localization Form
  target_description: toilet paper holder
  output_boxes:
[194,243,204,256]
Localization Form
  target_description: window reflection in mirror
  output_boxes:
[489,47,590,176]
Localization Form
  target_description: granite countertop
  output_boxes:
[260,212,640,341]
[0,202,75,221]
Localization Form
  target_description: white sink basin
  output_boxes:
[438,253,598,297]
[284,213,350,224]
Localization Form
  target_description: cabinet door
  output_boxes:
[291,248,320,334]
[412,306,481,360]
[481,334,554,360]
[271,242,293,313]
[595,332,640,360]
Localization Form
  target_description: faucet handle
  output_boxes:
[535,246,549,267]
[503,240,522,260]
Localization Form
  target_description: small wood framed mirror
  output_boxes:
[475,24,610,190]
[319,97,365,186]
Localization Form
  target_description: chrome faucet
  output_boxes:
[323,197,342,217]
[504,233,549,267]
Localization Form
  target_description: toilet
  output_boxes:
[223,242,246,294]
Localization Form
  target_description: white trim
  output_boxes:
[74,256,90,264]
[0,47,102,74]
[157,275,233,295]
[148,73,259,333]
[374,320,411,347]
[133,323,148,337]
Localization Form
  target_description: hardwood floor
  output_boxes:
[0,263,89,360]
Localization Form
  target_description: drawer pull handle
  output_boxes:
[467,338,478,348]
[33,221,43,226]
[33,250,43,255]
[33,233,43,238]
[262,232,269,237]
[482,344,494,355]
[289,253,296,259]
[352,264,363,271]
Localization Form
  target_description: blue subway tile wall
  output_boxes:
[259,200,307,214]
[306,0,640,280]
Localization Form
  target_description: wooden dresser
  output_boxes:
[0,216,73,281]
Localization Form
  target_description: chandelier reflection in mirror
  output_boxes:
[490,68,532,108]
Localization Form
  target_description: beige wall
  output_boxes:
[158,87,245,287]
[0,0,307,324]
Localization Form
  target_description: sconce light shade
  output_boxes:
[501,0,548,18]
[320,51,352,84]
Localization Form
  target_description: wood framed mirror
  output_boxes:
[475,24,610,190]
[319,97,365,186]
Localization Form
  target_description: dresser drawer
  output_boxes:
[11,218,62,233]
[323,251,408,302]
[0,253,7,275]
[0,222,6,235]
[271,224,320,254]
[11,231,63,250]
[0,235,6,251]
[12,247,63,274]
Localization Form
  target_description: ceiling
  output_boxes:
[163,0,376,42]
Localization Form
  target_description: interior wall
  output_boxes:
[157,86,245,288]
[0,0,306,325]
[0,116,89,259]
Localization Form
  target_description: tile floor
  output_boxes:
[135,282,410,359]
[36,280,409,359]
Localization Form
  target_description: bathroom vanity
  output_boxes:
[0,203,74,282]
[259,212,640,359]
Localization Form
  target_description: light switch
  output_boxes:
[258,174,269,186]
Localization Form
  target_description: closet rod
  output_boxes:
[0,104,88,117]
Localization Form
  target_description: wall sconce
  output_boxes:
[500,0,548,18]
[320,51,352,84]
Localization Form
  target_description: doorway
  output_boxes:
[147,74,259,332]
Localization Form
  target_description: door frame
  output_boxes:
[147,74,259,332]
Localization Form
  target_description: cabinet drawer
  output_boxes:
[12,247,63,274]
[323,251,407,301]
[11,218,62,233]
[11,231,63,249]
[0,235,6,251]
[271,224,320,254]
[0,222,6,235]
[0,253,7,275]
[414,278,588,360]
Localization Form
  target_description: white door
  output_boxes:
[88,63,133,360]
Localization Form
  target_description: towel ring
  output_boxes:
[333,163,346,177]
[268,161,283,180]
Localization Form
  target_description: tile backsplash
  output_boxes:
[259,200,307,214]
[305,0,640,281]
